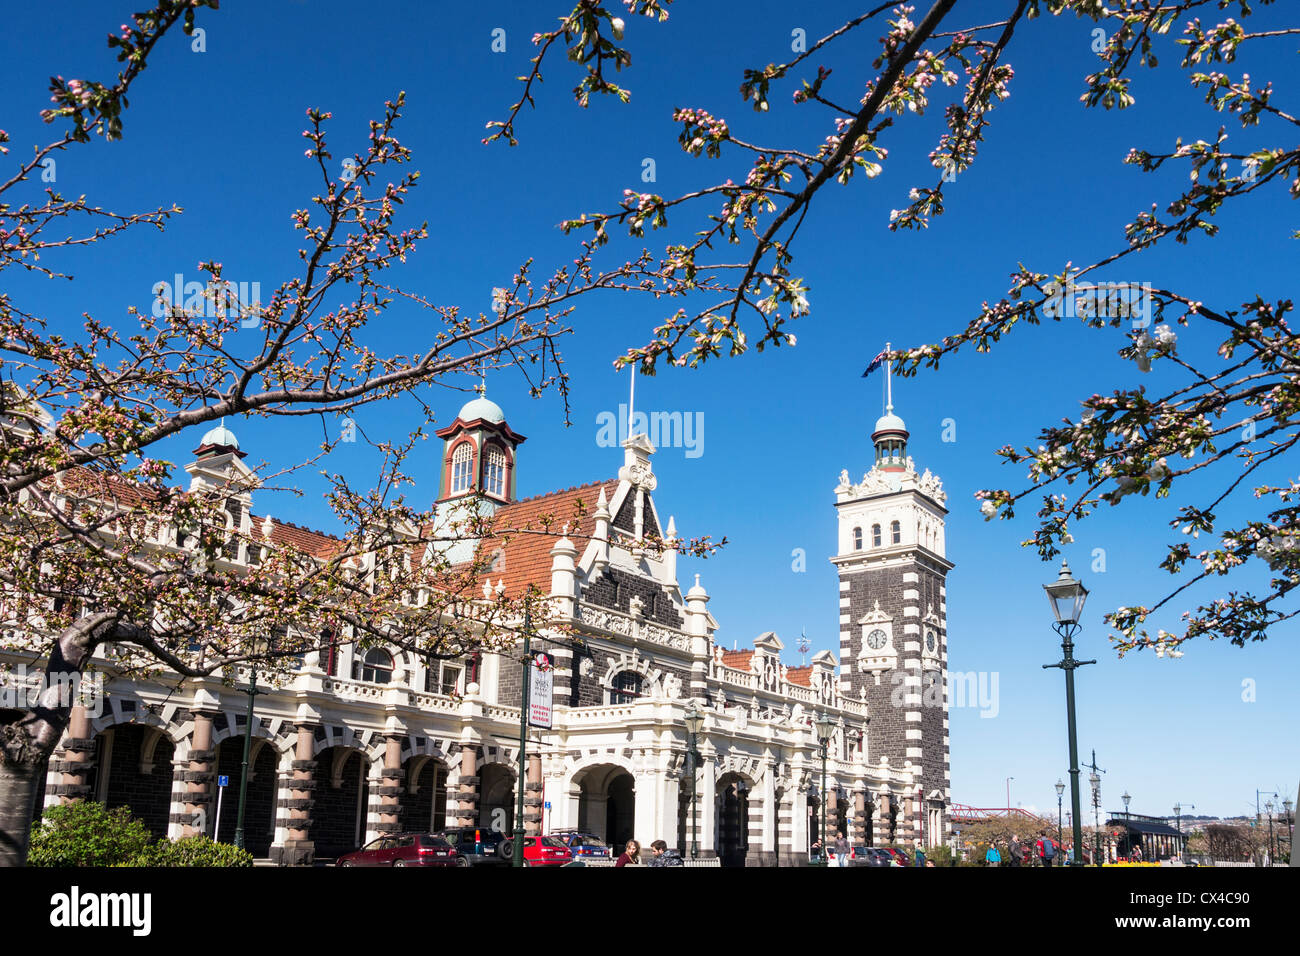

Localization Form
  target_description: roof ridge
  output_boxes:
[507,478,615,507]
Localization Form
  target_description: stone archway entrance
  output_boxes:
[716,772,751,867]
[310,746,370,860]
[402,756,450,834]
[92,724,175,839]
[573,764,636,848]
[213,738,277,855]
[477,763,515,837]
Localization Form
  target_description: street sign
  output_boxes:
[544,801,551,810]
[218,775,229,788]
[528,655,553,729]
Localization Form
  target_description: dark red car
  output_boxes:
[498,835,574,867]
[337,832,459,867]
[882,847,911,866]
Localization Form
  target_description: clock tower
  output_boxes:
[831,394,953,846]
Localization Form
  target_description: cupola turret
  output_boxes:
[434,385,526,506]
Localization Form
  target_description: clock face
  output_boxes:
[926,631,936,653]
[866,629,888,650]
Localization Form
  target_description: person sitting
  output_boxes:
[647,839,684,867]
[614,840,641,867]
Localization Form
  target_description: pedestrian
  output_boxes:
[833,831,850,868]
[1035,831,1057,868]
[614,839,641,867]
[913,838,926,868]
[647,839,684,867]
[985,842,1002,867]
[1007,834,1022,868]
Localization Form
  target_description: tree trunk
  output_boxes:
[0,739,43,867]
[0,615,108,866]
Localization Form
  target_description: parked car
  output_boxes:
[432,827,512,867]
[549,830,613,860]
[499,835,575,867]
[336,832,458,867]
[882,847,911,866]
[850,847,894,867]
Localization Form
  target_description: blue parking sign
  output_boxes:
[218,775,229,787]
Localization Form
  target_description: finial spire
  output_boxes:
[885,341,893,414]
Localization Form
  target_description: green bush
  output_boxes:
[27,802,153,867]
[129,834,253,867]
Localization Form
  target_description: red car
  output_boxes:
[882,847,912,866]
[498,835,574,867]
[337,832,459,867]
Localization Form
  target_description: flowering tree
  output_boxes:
[491,0,1299,655]
[0,0,728,866]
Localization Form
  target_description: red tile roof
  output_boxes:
[785,666,813,687]
[254,516,343,559]
[472,479,619,596]
[720,649,753,671]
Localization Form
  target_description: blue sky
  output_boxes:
[4,1,1296,820]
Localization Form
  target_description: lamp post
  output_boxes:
[1121,791,1131,859]
[1265,800,1276,864]
[1055,779,1065,850]
[1089,770,1102,865]
[814,712,834,867]
[683,701,704,861]
[1284,797,1294,863]
[1173,802,1194,863]
[233,675,263,851]
[1042,559,1094,867]
[1005,776,1014,814]
[512,603,531,869]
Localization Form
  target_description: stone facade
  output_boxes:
[10,390,948,865]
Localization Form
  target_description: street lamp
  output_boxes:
[1055,780,1066,850]
[813,711,834,867]
[1266,800,1276,864]
[1122,791,1131,859]
[1284,797,1294,863]
[1042,559,1094,867]
[233,674,263,851]
[1089,769,1102,865]
[683,701,704,861]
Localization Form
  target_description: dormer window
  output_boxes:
[450,442,474,494]
[852,526,863,551]
[483,445,507,497]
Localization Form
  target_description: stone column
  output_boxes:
[376,734,403,835]
[633,770,660,847]
[524,752,543,836]
[176,710,216,837]
[456,745,479,827]
[48,704,94,806]
[759,762,777,867]
[272,722,316,866]
[854,790,867,846]
[699,750,717,859]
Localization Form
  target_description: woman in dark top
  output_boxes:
[614,840,641,867]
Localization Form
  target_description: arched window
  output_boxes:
[890,520,901,545]
[611,671,643,704]
[450,442,474,494]
[355,648,394,683]
[871,524,882,548]
[483,445,507,497]
[852,526,863,551]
